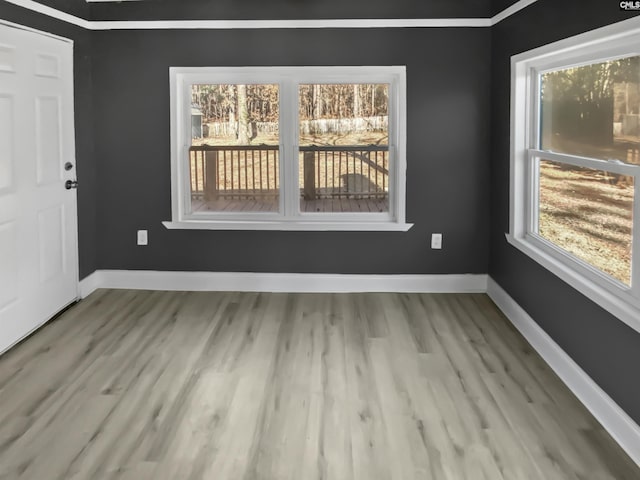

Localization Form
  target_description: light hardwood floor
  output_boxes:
[0,290,637,480]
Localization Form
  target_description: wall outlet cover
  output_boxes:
[137,230,148,246]
[431,233,442,249]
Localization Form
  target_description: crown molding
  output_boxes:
[491,0,538,25]
[3,0,91,28]
[2,0,537,30]
[88,18,492,30]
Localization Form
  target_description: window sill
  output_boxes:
[163,220,414,232]
[505,232,640,335]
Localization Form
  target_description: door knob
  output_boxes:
[65,180,78,190]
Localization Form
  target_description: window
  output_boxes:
[509,19,640,332]
[165,66,411,231]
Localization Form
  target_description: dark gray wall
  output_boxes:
[490,0,518,17]
[33,0,89,19]
[91,28,491,273]
[88,0,491,21]
[0,1,96,279]
[489,0,640,424]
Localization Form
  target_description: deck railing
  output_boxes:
[189,144,389,201]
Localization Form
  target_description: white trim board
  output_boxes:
[2,0,91,29]
[79,270,488,298]
[491,0,538,25]
[486,277,640,468]
[0,17,74,41]
[90,18,491,30]
[3,0,537,30]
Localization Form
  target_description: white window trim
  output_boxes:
[508,16,640,335]
[164,66,412,232]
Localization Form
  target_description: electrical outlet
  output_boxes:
[431,233,442,249]
[137,230,148,246]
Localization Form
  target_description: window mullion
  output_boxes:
[530,68,542,151]
[522,67,541,237]
[526,151,539,235]
[279,78,298,218]
[182,78,193,219]
[633,177,640,294]
[290,79,300,218]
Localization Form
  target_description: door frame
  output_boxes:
[0,18,73,45]
[0,18,80,331]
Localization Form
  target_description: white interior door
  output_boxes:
[0,22,78,354]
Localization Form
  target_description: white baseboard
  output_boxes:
[78,270,488,298]
[78,271,101,299]
[486,277,640,468]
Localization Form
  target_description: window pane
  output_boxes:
[537,159,634,285]
[298,84,389,213]
[189,84,279,213]
[540,56,640,165]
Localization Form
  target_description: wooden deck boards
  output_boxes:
[191,196,389,213]
[0,290,637,479]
